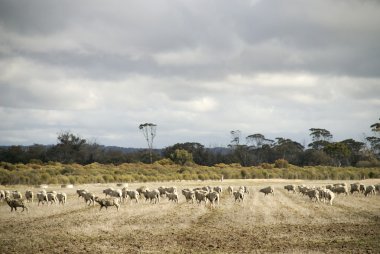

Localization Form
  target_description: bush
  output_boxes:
[275,159,289,168]
[260,163,273,169]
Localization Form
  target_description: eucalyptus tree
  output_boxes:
[139,123,157,164]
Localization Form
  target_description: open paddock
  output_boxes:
[0,179,379,253]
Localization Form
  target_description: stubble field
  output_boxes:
[1,179,379,253]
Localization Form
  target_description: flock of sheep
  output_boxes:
[1,182,379,212]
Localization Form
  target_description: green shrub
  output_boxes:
[275,159,289,168]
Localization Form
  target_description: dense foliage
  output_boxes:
[0,119,379,168]
[0,161,379,185]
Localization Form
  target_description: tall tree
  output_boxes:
[308,128,333,150]
[139,123,157,164]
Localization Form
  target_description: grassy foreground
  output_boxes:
[0,179,379,253]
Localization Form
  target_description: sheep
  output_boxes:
[194,190,208,204]
[359,184,366,194]
[125,190,140,203]
[325,184,333,191]
[47,191,58,205]
[57,192,67,205]
[109,189,123,202]
[306,189,319,202]
[364,185,376,197]
[227,186,233,195]
[103,187,115,197]
[233,190,244,202]
[165,186,177,194]
[11,190,22,199]
[25,190,34,202]
[181,189,195,203]
[259,186,274,196]
[213,186,222,194]
[37,191,48,205]
[332,186,349,195]
[136,186,148,195]
[319,189,335,205]
[350,183,361,194]
[375,184,380,194]
[206,192,219,207]
[284,185,296,193]
[83,192,96,206]
[76,189,88,198]
[144,189,160,204]
[243,186,250,194]
[157,186,167,197]
[5,197,28,212]
[0,190,5,201]
[94,197,120,211]
[166,192,179,203]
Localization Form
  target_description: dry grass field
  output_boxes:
[1,179,379,253]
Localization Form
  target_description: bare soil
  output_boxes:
[1,179,379,253]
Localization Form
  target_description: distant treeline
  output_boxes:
[1,119,380,168]
[1,161,380,186]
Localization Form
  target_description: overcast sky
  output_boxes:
[0,0,379,148]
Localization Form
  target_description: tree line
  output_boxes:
[0,118,379,168]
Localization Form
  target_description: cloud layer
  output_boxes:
[0,0,379,147]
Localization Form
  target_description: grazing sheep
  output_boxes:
[57,193,67,205]
[136,186,148,195]
[359,184,366,194]
[306,189,319,202]
[166,192,179,203]
[165,187,177,194]
[25,190,34,202]
[181,189,195,203]
[194,190,208,204]
[233,190,244,202]
[5,197,28,212]
[76,189,88,198]
[126,190,140,203]
[47,191,58,205]
[325,184,333,191]
[350,183,361,194]
[284,185,296,193]
[95,197,120,211]
[364,185,376,197]
[11,190,22,199]
[37,191,48,205]
[259,186,275,196]
[144,189,160,204]
[227,186,233,195]
[206,192,219,207]
[213,186,222,194]
[109,189,122,202]
[83,192,96,206]
[158,186,167,197]
[103,188,115,197]
[323,189,335,205]
[332,186,349,195]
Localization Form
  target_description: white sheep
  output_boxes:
[181,189,195,203]
[37,191,48,205]
[364,185,376,197]
[47,191,58,205]
[227,186,233,195]
[233,190,244,202]
[194,190,208,205]
[11,190,22,199]
[144,189,160,204]
[95,197,120,211]
[206,191,219,207]
[57,192,67,205]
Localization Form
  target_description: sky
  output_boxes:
[0,0,379,148]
